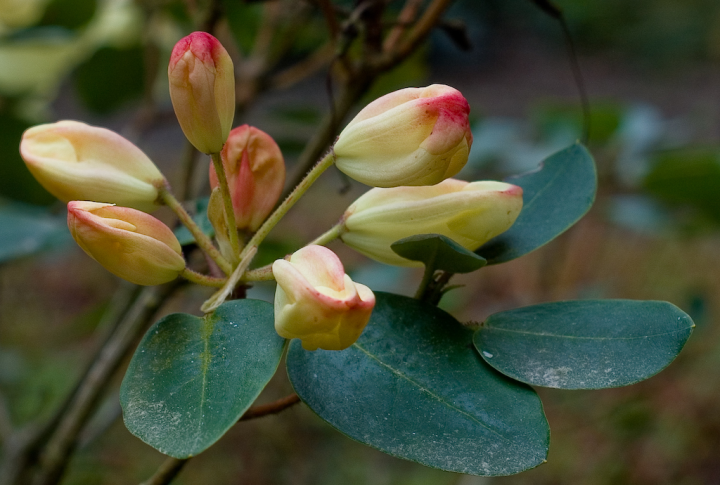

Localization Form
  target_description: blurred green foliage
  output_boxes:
[73,45,145,114]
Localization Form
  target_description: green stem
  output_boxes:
[180,268,227,287]
[308,222,346,246]
[243,266,274,282]
[158,186,233,275]
[240,152,335,260]
[210,151,242,264]
[414,264,436,300]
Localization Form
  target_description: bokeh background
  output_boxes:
[2,0,720,483]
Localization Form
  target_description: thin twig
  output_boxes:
[31,282,184,485]
[140,457,189,485]
[239,393,301,422]
[140,393,301,485]
[317,0,340,41]
[383,0,423,52]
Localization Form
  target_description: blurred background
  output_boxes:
[2,0,720,483]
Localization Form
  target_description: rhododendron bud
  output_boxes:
[168,32,235,154]
[20,121,164,212]
[272,245,375,351]
[333,84,472,187]
[342,179,523,266]
[67,201,186,286]
[209,125,285,231]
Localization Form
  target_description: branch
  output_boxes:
[374,0,454,70]
[31,282,184,485]
[140,457,189,485]
[239,393,301,422]
[140,394,301,485]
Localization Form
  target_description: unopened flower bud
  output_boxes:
[67,201,186,286]
[333,84,472,187]
[272,245,375,351]
[342,179,523,266]
[20,121,165,212]
[169,32,235,154]
[209,125,285,231]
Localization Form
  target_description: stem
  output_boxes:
[238,393,301,422]
[180,268,227,287]
[140,457,189,485]
[139,393,301,485]
[210,152,242,264]
[158,186,233,275]
[201,246,257,313]
[243,266,274,282]
[31,282,183,485]
[241,152,335,260]
[308,222,346,247]
[414,265,436,300]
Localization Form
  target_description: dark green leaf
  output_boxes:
[644,147,720,222]
[287,292,549,476]
[475,300,694,390]
[391,234,487,273]
[38,0,97,30]
[0,113,54,205]
[120,300,284,458]
[73,45,145,114]
[174,197,214,246]
[477,143,597,265]
[0,202,71,263]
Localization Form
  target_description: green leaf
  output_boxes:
[644,147,720,222]
[475,300,694,390]
[38,0,97,30]
[0,113,55,205]
[0,202,71,263]
[174,197,214,246]
[73,45,145,114]
[391,234,487,273]
[286,292,549,476]
[476,143,597,265]
[120,300,284,458]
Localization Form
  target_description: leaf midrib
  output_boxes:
[352,342,510,442]
[483,326,690,340]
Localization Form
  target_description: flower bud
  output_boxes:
[333,84,472,187]
[67,201,186,286]
[168,32,235,154]
[20,121,165,212]
[272,245,375,351]
[209,125,285,231]
[342,179,523,266]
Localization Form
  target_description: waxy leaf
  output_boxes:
[475,300,694,390]
[120,300,284,458]
[477,143,596,265]
[287,292,549,476]
[391,234,487,273]
[0,203,71,263]
[174,197,214,246]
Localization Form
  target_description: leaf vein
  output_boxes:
[352,343,510,442]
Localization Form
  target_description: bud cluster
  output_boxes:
[17,31,523,352]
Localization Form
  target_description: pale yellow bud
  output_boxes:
[20,121,165,212]
[333,84,472,187]
[342,179,523,266]
[272,245,375,351]
[168,32,235,154]
[67,201,185,286]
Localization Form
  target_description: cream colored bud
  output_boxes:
[168,32,235,154]
[67,201,185,286]
[20,121,165,212]
[342,179,523,266]
[333,84,472,187]
[272,245,375,351]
